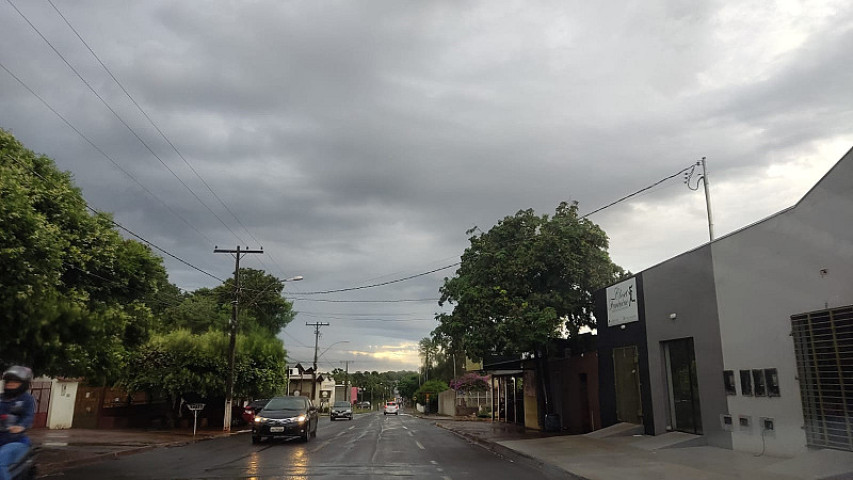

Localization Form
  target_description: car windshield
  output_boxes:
[263,397,307,411]
[334,402,350,408]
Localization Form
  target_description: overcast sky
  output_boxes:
[1,0,851,374]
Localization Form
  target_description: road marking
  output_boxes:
[403,426,408,430]
[430,460,438,465]
[415,440,425,450]
[348,426,355,430]
[408,431,414,437]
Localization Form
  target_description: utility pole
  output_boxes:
[307,322,329,403]
[214,246,263,432]
[700,157,715,241]
[685,157,715,242]
[341,360,352,402]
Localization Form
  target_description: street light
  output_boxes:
[222,273,302,432]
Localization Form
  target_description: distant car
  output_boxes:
[357,401,371,409]
[383,401,399,415]
[330,401,353,421]
[252,396,318,444]
[242,399,270,425]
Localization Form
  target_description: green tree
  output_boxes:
[434,202,624,418]
[123,329,287,425]
[159,288,229,334]
[0,129,167,380]
[418,337,437,381]
[413,380,449,413]
[396,373,420,401]
[213,268,296,335]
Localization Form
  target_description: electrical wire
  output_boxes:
[6,0,247,245]
[0,65,215,245]
[580,164,697,219]
[290,298,440,303]
[4,152,225,284]
[48,0,261,247]
[297,263,459,295]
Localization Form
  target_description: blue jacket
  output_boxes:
[0,392,35,447]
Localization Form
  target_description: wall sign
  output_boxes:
[607,277,639,327]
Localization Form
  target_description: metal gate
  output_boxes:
[29,381,52,429]
[792,306,853,451]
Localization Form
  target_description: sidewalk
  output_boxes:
[429,417,853,480]
[29,427,236,477]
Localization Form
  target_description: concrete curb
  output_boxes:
[433,422,588,480]
[37,431,241,477]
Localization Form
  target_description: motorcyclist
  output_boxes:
[0,366,35,480]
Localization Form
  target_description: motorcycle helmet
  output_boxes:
[2,366,33,397]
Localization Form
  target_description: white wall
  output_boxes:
[46,379,78,429]
[712,148,853,457]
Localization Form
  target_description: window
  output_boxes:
[752,369,766,396]
[740,370,752,396]
[793,306,853,450]
[723,370,736,395]
[764,368,780,397]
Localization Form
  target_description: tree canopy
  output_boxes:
[1,129,168,380]
[434,202,625,361]
[123,329,287,401]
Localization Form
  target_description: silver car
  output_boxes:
[330,401,353,421]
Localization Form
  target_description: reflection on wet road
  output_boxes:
[54,412,567,479]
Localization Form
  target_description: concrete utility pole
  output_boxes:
[700,157,715,241]
[684,157,716,242]
[341,360,352,402]
[307,322,329,402]
[214,246,263,432]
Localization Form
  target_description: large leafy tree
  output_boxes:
[0,129,168,380]
[213,268,296,335]
[158,288,229,334]
[396,373,420,401]
[433,202,624,419]
[434,202,624,360]
[123,329,287,425]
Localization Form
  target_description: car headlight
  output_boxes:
[296,415,307,423]
[254,416,266,423]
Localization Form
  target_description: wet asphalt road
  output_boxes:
[50,411,568,479]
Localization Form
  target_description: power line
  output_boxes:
[297,263,459,295]
[0,64,215,245]
[4,152,225,284]
[580,164,697,218]
[6,0,247,245]
[48,0,263,249]
[290,298,440,303]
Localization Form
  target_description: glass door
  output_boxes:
[663,338,702,434]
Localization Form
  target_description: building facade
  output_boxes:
[596,147,853,457]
